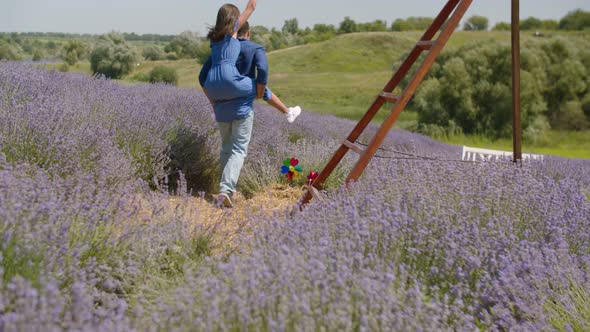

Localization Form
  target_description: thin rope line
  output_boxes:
[355,141,483,164]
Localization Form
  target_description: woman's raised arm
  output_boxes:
[234,0,257,36]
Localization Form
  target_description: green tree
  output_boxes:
[46,40,57,50]
[358,20,388,32]
[164,31,206,59]
[542,19,559,30]
[338,17,358,34]
[148,66,178,85]
[582,93,590,120]
[142,45,164,61]
[463,15,489,31]
[194,42,211,65]
[251,25,270,35]
[0,39,22,60]
[269,29,287,50]
[282,18,299,35]
[61,40,87,66]
[405,17,434,30]
[492,22,511,31]
[313,24,336,34]
[440,58,477,132]
[90,33,139,79]
[412,37,590,136]
[415,78,449,127]
[520,17,543,30]
[546,59,588,123]
[391,18,410,31]
[559,9,590,30]
[249,25,272,50]
[554,101,589,130]
[32,49,43,61]
[64,49,77,65]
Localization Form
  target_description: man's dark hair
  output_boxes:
[237,21,250,38]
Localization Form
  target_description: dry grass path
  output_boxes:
[130,184,305,256]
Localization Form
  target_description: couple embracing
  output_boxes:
[199,0,302,208]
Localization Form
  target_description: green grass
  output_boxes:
[124,59,201,88]
[546,283,590,331]
[442,130,590,159]
[266,33,425,126]
[40,61,92,75]
[1,240,43,289]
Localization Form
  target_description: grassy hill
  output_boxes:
[66,30,589,158]
[265,31,590,159]
[266,32,417,125]
[265,31,531,124]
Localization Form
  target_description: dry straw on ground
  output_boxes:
[129,183,304,256]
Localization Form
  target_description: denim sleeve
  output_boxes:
[254,47,269,85]
[198,56,212,87]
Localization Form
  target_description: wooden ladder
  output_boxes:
[299,0,474,207]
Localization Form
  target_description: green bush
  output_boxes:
[410,34,589,135]
[523,116,551,145]
[391,17,433,31]
[553,101,589,130]
[582,93,590,120]
[521,17,544,30]
[194,42,211,65]
[58,63,69,72]
[559,9,590,30]
[464,15,489,31]
[0,40,22,60]
[413,36,590,136]
[90,33,139,79]
[165,53,178,61]
[32,49,43,61]
[142,45,164,61]
[61,39,87,65]
[164,31,210,63]
[131,72,150,83]
[338,17,358,34]
[148,66,178,85]
[492,22,511,31]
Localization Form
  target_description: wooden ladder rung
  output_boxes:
[342,140,365,155]
[378,91,401,103]
[416,40,436,50]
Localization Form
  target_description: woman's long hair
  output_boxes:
[207,4,240,42]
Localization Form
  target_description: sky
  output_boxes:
[2,0,590,35]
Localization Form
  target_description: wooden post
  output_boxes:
[512,0,522,162]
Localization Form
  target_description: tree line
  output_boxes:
[412,36,590,139]
[1,9,588,91]
[2,9,589,64]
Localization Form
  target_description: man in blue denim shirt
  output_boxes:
[199,22,301,124]
[199,21,301,208]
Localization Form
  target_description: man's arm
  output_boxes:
[198,56,212,88]
[253,46,269,99]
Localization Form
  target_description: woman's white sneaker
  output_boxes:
[286,106,301,123]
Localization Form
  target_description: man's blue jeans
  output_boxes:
[217,111,254,196]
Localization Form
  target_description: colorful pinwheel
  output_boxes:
[307,171,319,185]
[281,158,303,181]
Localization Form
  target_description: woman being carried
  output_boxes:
[202,0,296,208]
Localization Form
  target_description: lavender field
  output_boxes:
[1,61,590,331]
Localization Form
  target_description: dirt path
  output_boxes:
[165,184,305,255]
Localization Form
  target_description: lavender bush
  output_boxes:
[1,62,589,331]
